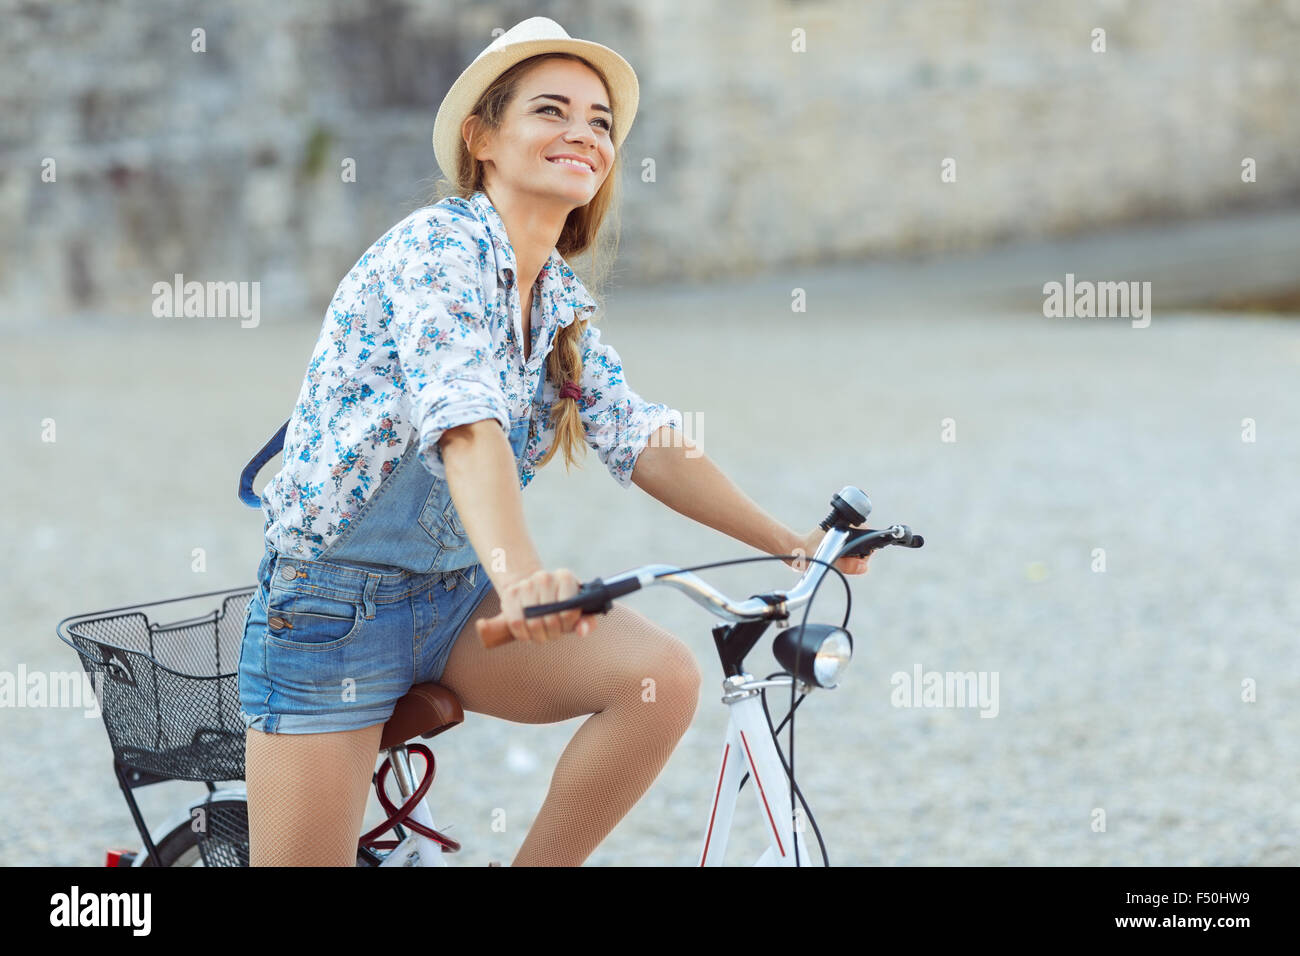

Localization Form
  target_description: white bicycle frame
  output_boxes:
[699,673,815,866]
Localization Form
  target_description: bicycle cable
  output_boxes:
[758,675,829,865]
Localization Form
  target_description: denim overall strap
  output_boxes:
[238,418,290,508]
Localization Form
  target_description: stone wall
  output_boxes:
[2,0,1296,322]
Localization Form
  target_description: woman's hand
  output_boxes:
[477,567,595,647]
[780,525,873,575]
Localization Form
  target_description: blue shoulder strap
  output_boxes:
[238,419,290,509]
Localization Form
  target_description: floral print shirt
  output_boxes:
[260,189,682,559]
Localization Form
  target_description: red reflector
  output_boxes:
[104,849,132,867]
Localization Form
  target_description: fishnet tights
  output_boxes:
[245,721,382,867]
[245,587,701,866]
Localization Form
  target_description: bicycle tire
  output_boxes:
[137,795,379,867]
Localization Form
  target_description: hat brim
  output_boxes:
[433,38,639,182]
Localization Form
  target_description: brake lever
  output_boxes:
[839,524,924,557]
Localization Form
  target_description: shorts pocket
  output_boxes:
[265,587,362,651]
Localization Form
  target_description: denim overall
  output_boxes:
[234,371,545,734]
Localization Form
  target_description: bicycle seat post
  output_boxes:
[386,744,417,799]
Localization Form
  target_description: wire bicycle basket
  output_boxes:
[56,586,255,784]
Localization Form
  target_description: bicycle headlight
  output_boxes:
[773,624,853,688]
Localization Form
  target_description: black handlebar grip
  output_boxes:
[522,576,642,618]
[522,598,577,617]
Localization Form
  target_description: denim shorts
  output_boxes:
[238,544,494,735]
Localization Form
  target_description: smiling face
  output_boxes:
[466,57,616,209]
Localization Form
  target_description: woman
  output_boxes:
[237,16,869,867]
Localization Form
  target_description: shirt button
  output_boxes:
[280,564,297,581]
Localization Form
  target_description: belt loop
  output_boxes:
[361,573,380,619]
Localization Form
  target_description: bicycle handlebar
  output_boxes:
[478,485,922,647]
[520,525,922,622]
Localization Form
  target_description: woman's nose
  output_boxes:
[563,121,597,147]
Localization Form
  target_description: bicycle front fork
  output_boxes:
[699,677,814,866]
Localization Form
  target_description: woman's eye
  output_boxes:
[538,105,612,132]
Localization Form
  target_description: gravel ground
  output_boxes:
[3,248,1298,866]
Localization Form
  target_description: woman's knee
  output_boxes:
[602,608,702,723]
[652,635,702,733]
[654,633,702,708]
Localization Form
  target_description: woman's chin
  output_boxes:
[538,182,596,205]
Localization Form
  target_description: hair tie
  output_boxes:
[559,380,582,401]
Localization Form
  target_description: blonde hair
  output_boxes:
[425,52,623,476]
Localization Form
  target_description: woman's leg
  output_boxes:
[437,587,702,866]
[244,722,384,866]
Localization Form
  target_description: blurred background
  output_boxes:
[2,0,1297,866]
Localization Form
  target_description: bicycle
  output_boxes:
[56,485,922,866]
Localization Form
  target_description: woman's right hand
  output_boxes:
[477,567,594,648]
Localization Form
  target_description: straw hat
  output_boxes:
[432,16,639,181]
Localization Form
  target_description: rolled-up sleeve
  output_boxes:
[578,323,683,488]
[383,207,511,481]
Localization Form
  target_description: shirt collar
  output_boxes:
[465,190,597,329]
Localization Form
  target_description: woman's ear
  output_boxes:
[462,114,489,163]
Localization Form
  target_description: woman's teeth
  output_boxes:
[549,158,591,170]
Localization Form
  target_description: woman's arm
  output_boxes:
[629,426,798,557]
[441,420,594,645]
[630,426,871,574]
[440,420,544,590]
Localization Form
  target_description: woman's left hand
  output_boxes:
[780,525,872,574]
